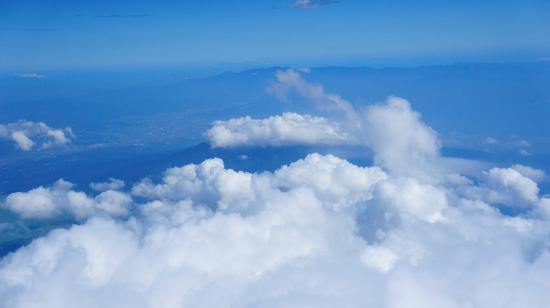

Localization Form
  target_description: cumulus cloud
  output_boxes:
[9,131,35,151]
[207,69,358,150]
[215,70,442,179]
[0,120,74,151]
[362,96,441,179]
[512,164,546,182]
[0,150,550,307]
[2,74,550,306]
[481,167,540,208]
[205,112,355,148]
[2,146,550,307]
[3,179,131,220]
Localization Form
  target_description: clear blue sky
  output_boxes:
[1,0,550,71]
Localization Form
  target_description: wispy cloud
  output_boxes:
[291,0,339,9]
[0,27,57,32]
[93,14,150,18]
[14,73,45,79]
[94,14,124,18]
[129,14,150,18]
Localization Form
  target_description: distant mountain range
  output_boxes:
[1,62,549,194]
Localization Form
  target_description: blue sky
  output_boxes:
[1,0,550,70]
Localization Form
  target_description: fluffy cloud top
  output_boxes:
[205,112,354,148]
[511,164,546,182]
[4,179,131,220]
[0,120,74,151]
[2,150,550,307]
[462,167,542,209]
[363,96,441,178]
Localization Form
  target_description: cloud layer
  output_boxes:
[2,113,550,307]
[1,150,550,307]
[0,121,74,151]
[1,72,549,307]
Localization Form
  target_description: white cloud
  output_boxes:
[3,179,131,220]
[360,245,399,272]
[94,190,132,217]
[483,167,540,207]
[454,166,544,212]
[362,96,441,179]
[216,70,442,180]
[2,146,550,307]
[14,73,45,79]
[538,198,550,219]
[482,136,533,154]
[10,131,35,151]
[205,112,354,148]
[484,137,499,145]
[131,157,256,212]
[290,0,338,9]
[0,120,74,151]
[512,164,545,182]
[2,74,550,306]
[272,153,386,210]
[90,178,126,192]
[267,69,356,115]
[374,178,448,223]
